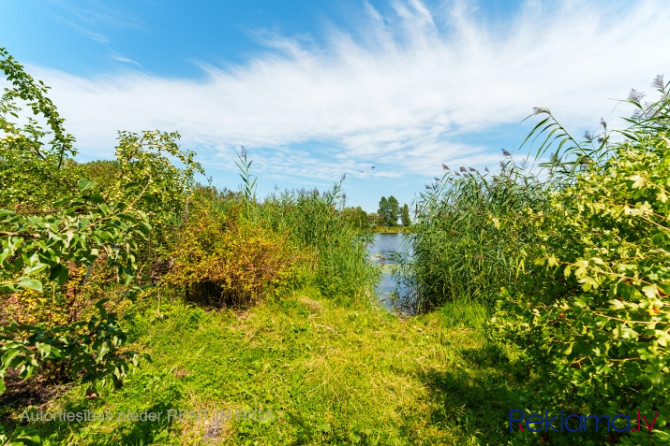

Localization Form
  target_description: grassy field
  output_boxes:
[0,289,523,445]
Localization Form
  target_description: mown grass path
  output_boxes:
[2,290,523,445]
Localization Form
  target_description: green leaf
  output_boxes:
[617,282,642,300]
[23,262,48,276]
[563,343,574,355]
[13,430,42,446]
[2,348,23,368]
[89,193,104,204]
[18,279,43,293]
[36,343,53,359]
[629,174,645,189]
[49,263,69,285]
[0,209,14,219]
[97,344,110,363]
[78,178,96,192]
[609,299,624,310]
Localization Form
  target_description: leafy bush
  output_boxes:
[110,130,202,253]
[166,163,378,306]
[341,206,371,231]
[0,171,152,394]
[163,188,305,307]
[408,76,670,441]
[493,81,670,442]
[0,48,76,209]
[0,47,197,395]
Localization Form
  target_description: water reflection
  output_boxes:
[366,233,417,314]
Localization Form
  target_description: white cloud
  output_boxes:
[108,52,142,67]
[26,0,670,182]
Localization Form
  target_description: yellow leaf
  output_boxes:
[579,276,598,291]
[630,175,645,189]
[642,285,658,298]
[491,217,501,229]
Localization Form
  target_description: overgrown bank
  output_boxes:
[410,80,670,443]
[2,47,669,446]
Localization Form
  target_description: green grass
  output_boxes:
[0,290,524,445]
[256,185,379,299]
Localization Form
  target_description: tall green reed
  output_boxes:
[257,178,379,300]
[410,159,549,311]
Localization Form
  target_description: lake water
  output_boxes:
[366,233,416,314]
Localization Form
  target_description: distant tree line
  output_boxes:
[339,196,412,230]
[377,196,412,227]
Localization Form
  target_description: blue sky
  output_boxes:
[2,0,670,212]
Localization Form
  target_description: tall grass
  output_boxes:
[256,179,379,300]
[410,160,548,311]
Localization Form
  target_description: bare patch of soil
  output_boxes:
[0,370,72,413]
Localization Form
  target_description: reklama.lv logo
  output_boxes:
[510,409,659,433]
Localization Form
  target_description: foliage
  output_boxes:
[109,130,202,258]
[259,180,379,300]
[234,146,257,202]
[0,48,197,396]
[0,157,151,395]
[401,203,411,227]
[171,157,377,303]
[378,196,400,226]
[410,160,547,311]
[367,212,382,227]
[492,83,670,443]
[341,206,370,230]
[0,47,76,208]
[1,298,144,395]
[0,181,151,294]
[75,160,120,190]
[163,188,304,308]
[0,429,40,446]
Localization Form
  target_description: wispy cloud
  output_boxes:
[49,0,143,31]
[52,15,109,44]
[108,52,142,67]
[30,0,670,185]
[48,0,144,68]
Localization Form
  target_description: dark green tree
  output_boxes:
[386,196,400,226]
[342,206,369,230]
[378,197,388,222]
[378,196,400,226]
[401,203,411,227]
